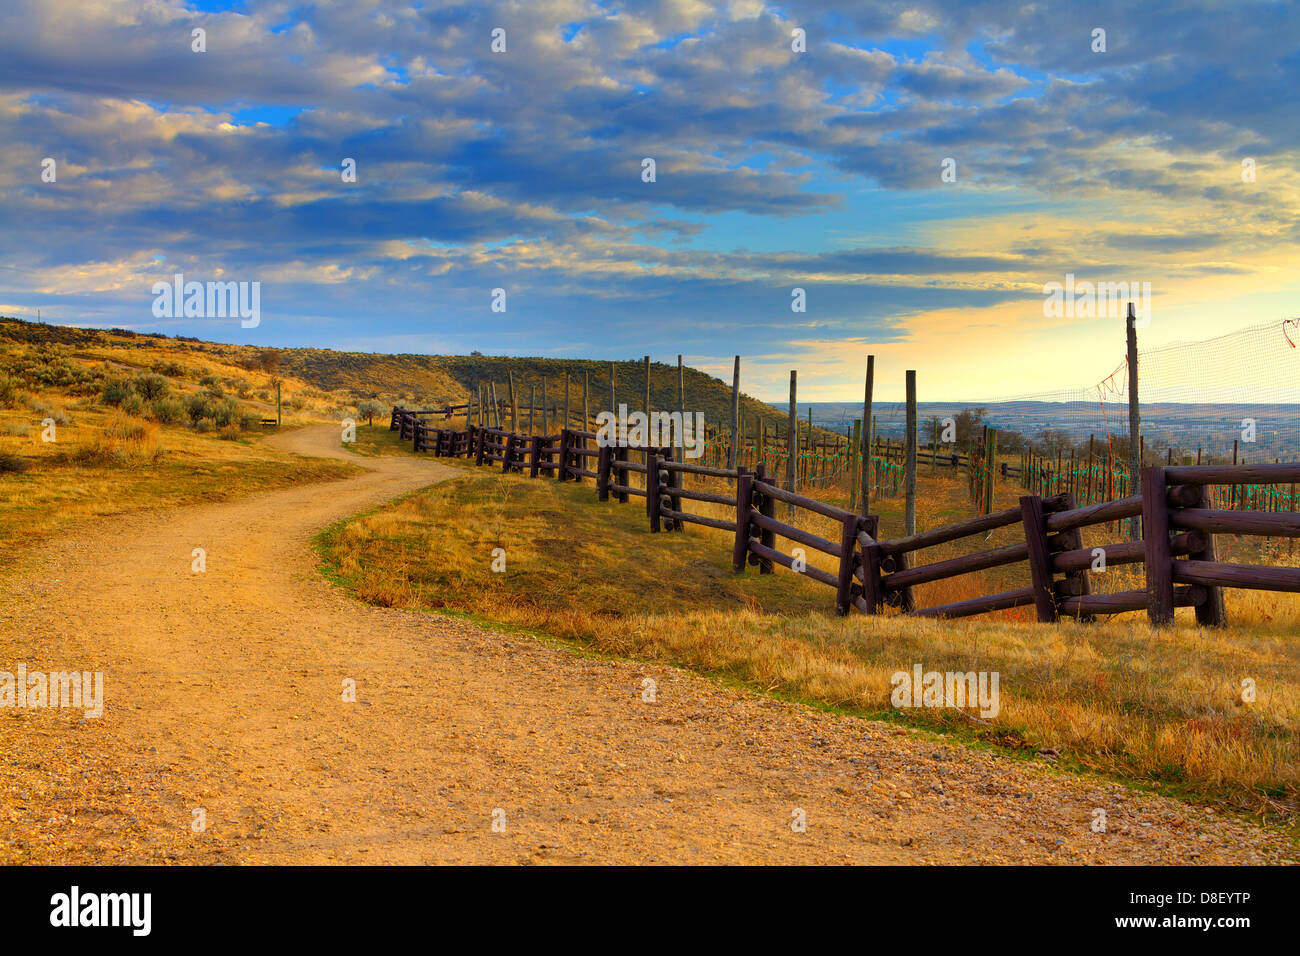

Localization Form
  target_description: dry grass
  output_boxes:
[0,325,408,565]
[0,396,361,570]
[73,413,161,465]
[317,457,1300,824]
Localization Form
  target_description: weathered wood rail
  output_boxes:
[389,406,1300,627]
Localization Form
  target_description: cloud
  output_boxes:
[0,0,1297,395]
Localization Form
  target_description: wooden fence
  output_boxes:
[389,407,1300,627]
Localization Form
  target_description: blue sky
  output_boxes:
[1,0,1298,400]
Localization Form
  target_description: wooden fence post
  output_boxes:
[835,513,859,615]
[1020,495,1058,622]
[786,371,798,516]
[860,355,874,517]
[666,446,684,533]
[643,355,651,418]
[1141,465,1175,626]
[656,450,676,531]
[474,426,486,466]
[597,445,612,501]
[556,429,570,481]
[563,370,570,435]
[529,435,541,478]
[848,418,861,513]
[755,480,775,573]
[502,433,516,474]
[647,451,662,532]
[729,355,741,470]
[1054,493,1093,621]
[1127,303,1143,541]
[984,427,997,515]
[677,355,685,452]
[858,521,883,614]
[507,371,517,431]
[614,446,629,503]
[732,470,754,572]
[1187,483,1227,626]
[905,369,917,535]
[571,429,585,484]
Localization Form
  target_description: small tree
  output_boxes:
[356,400,384,426]
[953,407,987,448]
[251,349,280,373]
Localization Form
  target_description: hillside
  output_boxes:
[0,317,812,440]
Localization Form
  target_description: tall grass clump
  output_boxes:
[27,399,67,424]
[74,414,160,466]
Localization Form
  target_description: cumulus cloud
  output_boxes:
[0,0,1297,379]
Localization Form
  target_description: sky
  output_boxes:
[0,0,1298,402]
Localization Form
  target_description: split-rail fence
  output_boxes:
[389,406,1300,628]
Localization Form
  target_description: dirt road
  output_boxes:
[0,425,1293,864]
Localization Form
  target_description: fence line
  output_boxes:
[389,406,1300,627]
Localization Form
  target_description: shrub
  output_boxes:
[0,375,19,408]
[151,360,185,377]
[101,377,133,406]
[120,393,146,417]
[199,376,222,394]
[185,394,212,424]
[149,398,185,425]
[3,421,30,437]
[0,452,28,474]
[211,397,241,429]
[356,400,385,425]
[132,373,170,402]
[28,355,93,389]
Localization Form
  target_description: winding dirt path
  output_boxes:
[0,425,1294,864]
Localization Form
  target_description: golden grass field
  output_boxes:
[0,328,364,567]
[318,426,1300,827]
